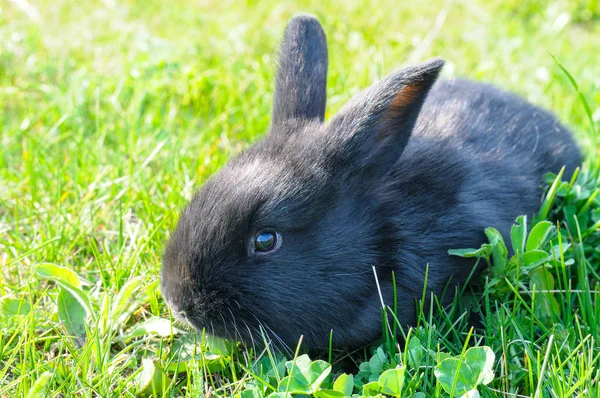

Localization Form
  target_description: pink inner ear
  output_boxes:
[375,81,426,142]
[390,81,425,115]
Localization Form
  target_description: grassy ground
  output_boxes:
[1,0,599,396]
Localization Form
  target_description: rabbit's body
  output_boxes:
[392,77,581,252]
[417,79,580,175]
[161,16,581,350]
[367,78,581,329]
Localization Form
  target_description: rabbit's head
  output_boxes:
[162,15,443,349]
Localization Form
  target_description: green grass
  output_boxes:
[1,0,599,396]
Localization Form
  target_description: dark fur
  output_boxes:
[161,15,581,350]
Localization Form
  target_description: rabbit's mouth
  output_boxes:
[183,314,255,345]
[163,299,197,331]
[171,306,291,352]
[169,314,196,333]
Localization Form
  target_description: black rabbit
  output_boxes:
[161,15,581,350]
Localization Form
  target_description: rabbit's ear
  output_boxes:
[330,58,444,179]
[272,15,328,127]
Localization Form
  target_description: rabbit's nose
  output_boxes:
[166,299,192,319]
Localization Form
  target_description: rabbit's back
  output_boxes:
[381,79,582,294]
[413,79,582,175]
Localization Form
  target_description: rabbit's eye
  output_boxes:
[253,230,281,253]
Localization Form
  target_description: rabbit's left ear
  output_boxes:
[329,58,444,179]
[271,15,328,127]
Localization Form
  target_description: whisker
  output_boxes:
[254,316,292,356]
[228,307,242,344]
[242,320,257,357]
[325,270,374,277]
[220,313,230,340]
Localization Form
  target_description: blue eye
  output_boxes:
[253,230,280,253]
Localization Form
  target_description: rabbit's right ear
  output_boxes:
[328,58,444,181]
[272,15,328,127]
